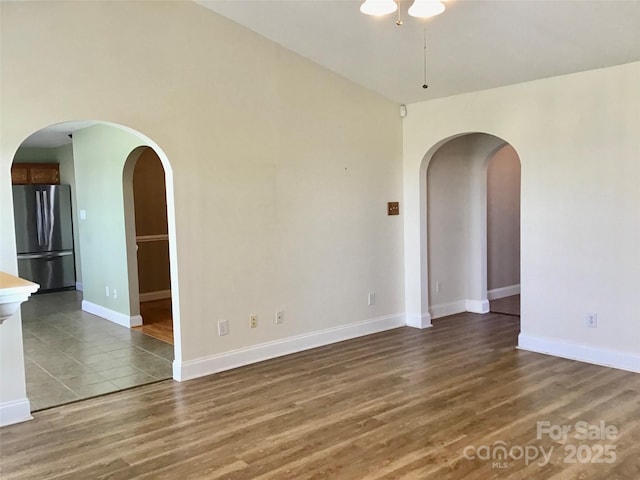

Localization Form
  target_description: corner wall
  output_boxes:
[72,124,149,319]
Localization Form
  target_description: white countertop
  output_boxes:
[0,272,39,324]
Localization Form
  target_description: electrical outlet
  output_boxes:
[275,310,284,324]
[368,292,376,306]
[218,320,229,336]
[113,288,117,299]
[250,314,258,328]
[105,286,110,297]
[586,313,598,328]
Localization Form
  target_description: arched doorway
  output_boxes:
[9,120,181,411]
[124,147,174,344]
[422,132,521,320]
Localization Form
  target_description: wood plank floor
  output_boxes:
[1,312,639,479]
[134,299,173,345]
[489,294,520,316]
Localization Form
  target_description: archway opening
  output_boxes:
[124,146,174,344]
[423,132,521,321]
[9,120,180,411]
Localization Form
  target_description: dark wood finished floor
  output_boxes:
[489,294,520,317]
[2,312,639,479]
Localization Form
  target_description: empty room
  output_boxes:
[0,1,638,479]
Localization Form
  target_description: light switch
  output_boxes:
[80,210,86,220]
[387,202,399,216]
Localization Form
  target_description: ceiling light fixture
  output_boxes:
[360,0,398,17]
[360,0,445,20]
[408,0,445,18]
[361,0,444,91]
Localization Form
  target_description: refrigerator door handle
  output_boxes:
[35,189,44,246]
[43,188,51,244]
[43,189,48,231]
[17,251,73,260]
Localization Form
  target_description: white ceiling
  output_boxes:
[20,121,98,148]
[197,0,640,104]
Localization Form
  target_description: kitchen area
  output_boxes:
[12,163,76,292]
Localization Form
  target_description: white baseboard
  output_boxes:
[75,282,83,292]
[487,284,520,300]
[406,312,432,329]
[0,398,32,427]
[466,299,490,314]
[82,300,143,328]
[430,300,466,319]
[139,290,171,302]
[174,313,405,381]
[518,333,640,374]
[430,299,490,318]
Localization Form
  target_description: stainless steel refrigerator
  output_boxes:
[13,185,76,291]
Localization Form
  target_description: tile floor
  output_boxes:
[21,290,173,411]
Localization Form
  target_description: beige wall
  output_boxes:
[0,0,404,419]
[487,145,521,291]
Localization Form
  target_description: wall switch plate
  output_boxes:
[387,202,400,216]
[250,315,258,328]
[105,286,110,297]
[435,281,441,293]
[218,319,229,336]
[586,313,597,328]
[80,210,87,220]
[275,311,284,324]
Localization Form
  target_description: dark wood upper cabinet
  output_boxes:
[11,163,60,185]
